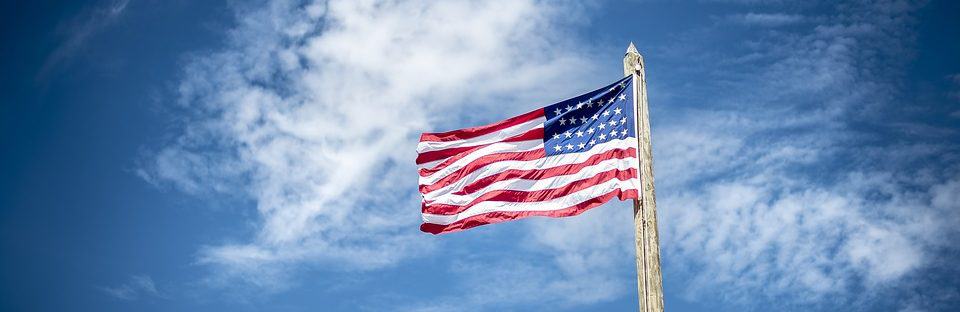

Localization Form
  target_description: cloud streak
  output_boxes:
[729,12,804,27]
[143,0,597,292]
[101,275,163,301]
[37,0,129,80]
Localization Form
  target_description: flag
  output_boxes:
[417,76,641,234]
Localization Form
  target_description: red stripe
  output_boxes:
[419,108,545,142]
[422,168,637,215]
[453,147,636,196]
[420,189,639,234]
[415,127,543,165]
[418,148,546,194]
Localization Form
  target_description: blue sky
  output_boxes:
[2,0,959,311]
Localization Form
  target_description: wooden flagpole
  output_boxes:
[624,42,664,312]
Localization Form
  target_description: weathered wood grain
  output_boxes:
[624,42,664,312]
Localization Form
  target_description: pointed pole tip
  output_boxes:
[626,42,639,54]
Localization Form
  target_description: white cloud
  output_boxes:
[144,0,599,292]
[661,171,959,301]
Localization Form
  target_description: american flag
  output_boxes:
[418,76,640,234]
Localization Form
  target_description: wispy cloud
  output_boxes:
[37,0,129,81]
[101,275,163,301]
[649,0,960,307]
[729,12,804,27]
[143,0,598,293]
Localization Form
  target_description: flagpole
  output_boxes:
[624,43,664,312]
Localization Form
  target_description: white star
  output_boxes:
[609,85,617,92]
[552,133,560,140]
[559,118,567,125]
[587,128,595,134]
[620,117,627,124]
[621,129,628,137]
[591,114,599,120]
[578,142,586,149]
[589,139,596,146]
[577,101,584,109]
[614,107,622,115]
[598,123,606,130]
[564,131,572,138]
[619,93,626,101]
[586,100,594,108]
[580,116,588,124]
[568,117,577,125]
[610,130,617,137]
[554,107,562,116]
[607,97,615,104]
[554,145,563,152]
[576,130,584,137]
[599,133,607,140]
[609,120,617,127]
[566,144,574,150]
[619,81,627,89]
[565,105,574,112]
[603,110,611,116]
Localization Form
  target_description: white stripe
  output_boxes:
[418,158,444,171]
[416,117,545,154]
[420,137,638,197]
[418,139,543,180]
[425,156,637,206]
[422,178,640,225]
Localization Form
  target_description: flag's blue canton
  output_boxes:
[543,76,635,156]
